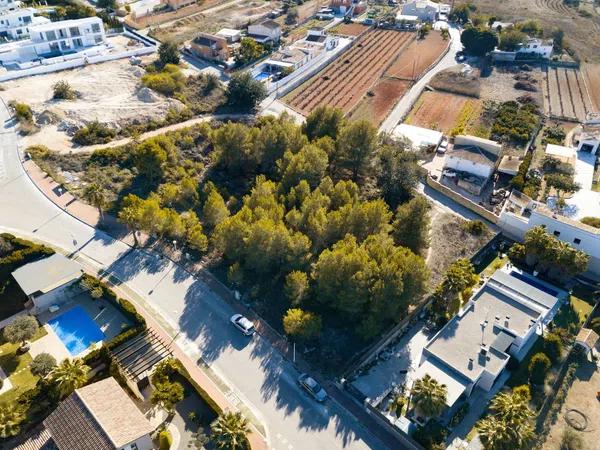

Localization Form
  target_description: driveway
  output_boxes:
[0,101,383,450]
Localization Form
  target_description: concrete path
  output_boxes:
[380,25,463,134]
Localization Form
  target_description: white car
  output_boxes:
[230,314,255,336]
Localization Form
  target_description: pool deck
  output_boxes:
[33,293,132,361]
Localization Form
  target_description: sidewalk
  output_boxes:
[22,157,414,450]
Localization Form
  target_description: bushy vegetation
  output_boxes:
[508,226,589,280]
[142,63,186,96]
[234,37,267,66]
[581,216,600,228]
[73,121,117,146]
[490,100,540,146]
[460,25,498,56]
[52,80,76,100]
[226,71,267,111]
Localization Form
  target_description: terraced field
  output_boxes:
[542,66,594,121]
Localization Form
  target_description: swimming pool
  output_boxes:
[48,305,105,357]
[509,270,559,296]
[254,72,270,82]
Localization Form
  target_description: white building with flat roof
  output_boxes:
[517,38,553,59]
[416,268,565,409]
[0,0,22,13]
[0,16,105,64]
[393,124,443,150]
[0,7,50,40]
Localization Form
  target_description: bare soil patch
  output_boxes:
[427,211,494,288]
[348,78,411,126]
[581,63,600,111]
[479,65,544,105]
[406,91,472,133]
[543,361,600,450]
[284,29,413,115]
[330,22,369,37]
[542,66,594,121]
[472,0,600,62]
[385,32,449,80]
[0,56,181,153]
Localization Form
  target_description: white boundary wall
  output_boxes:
[0,31,155,82]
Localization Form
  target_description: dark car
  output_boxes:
[297,373,328,402]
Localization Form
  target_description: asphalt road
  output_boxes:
[0,103,385,450]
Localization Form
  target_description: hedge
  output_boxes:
[172,359,223,416]
[159,429,173,450]
[0,233,54,278]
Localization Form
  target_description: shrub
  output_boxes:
[159,429,173,450]
[30,353,57,377]
[10,101,33,122]
[560,427,583,450]
[543,332,563,363]
[529,352,551,384]
[463,220,486,235]
[52,81,76,100]
[512,384,531,400]
[511,151,533,191]
[581,217,600,229]
[73,121,117,146]
[141,64,184,96]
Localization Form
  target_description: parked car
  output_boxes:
[443,169,457,178]
[230,314,255,336]
[297,373,328,402]
[437,138,448,153]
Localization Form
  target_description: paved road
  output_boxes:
[0,104,386,450]
[380,25,463,134]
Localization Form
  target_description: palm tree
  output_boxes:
[477,416,514,450]
[489,392,534,425]
[49,358,90,398]
[82,182,109,222]
[0,404,24,438]
[211,411,250,450]
[410,374,447,418]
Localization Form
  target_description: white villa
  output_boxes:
[0,6,49,40]
[415,268,565,410]
[517,38,554,58]
[0,16,106,65]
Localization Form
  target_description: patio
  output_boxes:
[31,292,132,362]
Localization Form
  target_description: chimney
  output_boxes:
[480,344,488,355]
[504,315,510,328]
[468,358,474,369]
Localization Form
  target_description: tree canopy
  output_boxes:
[226,72,267,111]
[461,26,499,56]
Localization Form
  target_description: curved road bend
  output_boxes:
[0,105,387,450]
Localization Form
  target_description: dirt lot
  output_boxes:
[582,63,600,110]
[426,211,495,288]
[348,78,411,126]
[542,66,594,121]
[385,31,448,80]
[543,361,600,450]
[284,29,414,115]
[151,0,277,44]
[479,65,544,105]
[0,55,181,153]
[470,0,600,62]
[406,91,475,133]
[330,22,370,37]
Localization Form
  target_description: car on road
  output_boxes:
[297,373,328,402]
[230,314,255,336]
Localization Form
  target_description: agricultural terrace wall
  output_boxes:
[426,175,500,224]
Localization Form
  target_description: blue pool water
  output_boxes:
[48,306,105,356]
[509,271,559,296]
[254,72,270,81]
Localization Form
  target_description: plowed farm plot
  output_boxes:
[348,78,411,126]
[582,63,600,110]
[542,66,594,121]
[330,22,369,37]
[283,29,413,116]
[385,32,449,80]
[406,91,473,133]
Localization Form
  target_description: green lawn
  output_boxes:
[479,255,508,278]
[0,326,47,405]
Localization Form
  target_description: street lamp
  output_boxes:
[172,240,177,252]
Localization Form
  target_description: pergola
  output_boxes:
[111,330,172,384]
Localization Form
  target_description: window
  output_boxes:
[69,26,80,37]
[58,28,66,38]
[91,23,101,33]
[45,30,56,40]
[553,230,561,237]
[94,35,103,44]
[74,38,82,47]
[22,15,31,24]
[574,238,581,245]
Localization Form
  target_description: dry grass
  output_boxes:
[426,211,494,288]
[348,78,411,126]
[406,91,475,134]
[429,65,481,97]
[330,22,370,37]
[543,361,600,450]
